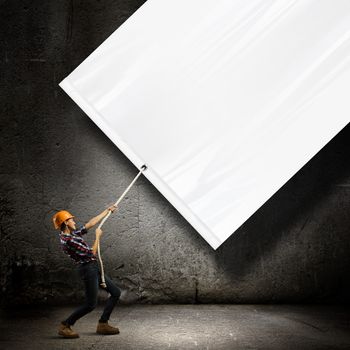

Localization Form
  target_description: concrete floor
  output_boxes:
[0,305,349,350]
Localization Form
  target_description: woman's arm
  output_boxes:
[85,205,117,230]
[92,228,103,255]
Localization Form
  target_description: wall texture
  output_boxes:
[1,0,349,306]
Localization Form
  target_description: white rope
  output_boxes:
[97,165,147,288]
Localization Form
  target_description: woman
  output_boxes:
[52,206,121,338]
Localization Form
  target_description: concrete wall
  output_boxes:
[1,0,349,306]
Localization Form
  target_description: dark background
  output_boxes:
[0,0,349,307]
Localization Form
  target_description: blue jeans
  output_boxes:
[64,260,121,325]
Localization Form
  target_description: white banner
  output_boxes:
[60,0,350,249]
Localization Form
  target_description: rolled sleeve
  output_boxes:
[74,225,88,236]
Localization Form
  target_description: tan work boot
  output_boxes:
[58,322,79,338]
[96,321,120,335]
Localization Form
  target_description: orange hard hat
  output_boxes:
[52,210,74,230]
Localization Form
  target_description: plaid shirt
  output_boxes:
[59,225,97,264]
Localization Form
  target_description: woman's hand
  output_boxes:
[95,228,103,239]
[108,204,118,213]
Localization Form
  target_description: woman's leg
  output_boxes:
[64,263,99,325]
[99,275,121,322]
